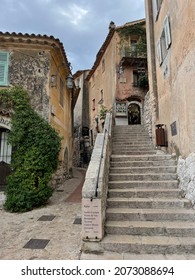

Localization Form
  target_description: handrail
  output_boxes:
[95,128,108,197]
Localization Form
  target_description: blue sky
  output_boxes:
[0,0,145,72]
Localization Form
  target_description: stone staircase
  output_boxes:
[100,125,195,258]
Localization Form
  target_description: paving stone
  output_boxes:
[0,168,86,260]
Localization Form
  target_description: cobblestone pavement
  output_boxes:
[0,168,86,260]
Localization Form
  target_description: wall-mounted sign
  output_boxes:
[0,116,11,130]
[82,198,102,240]
[170,121,177,136]
[115,102,127,116]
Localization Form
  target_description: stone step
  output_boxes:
[107,197,191,209]
[112,140,153,144]
[113,129,148,133]
[109,173,177,181]
[110,166,177,174]
[111,154,173,161]
[105,220,195,236]
[113,131,150,134]
[112,144,154,148]
[112,148,155,152]
[112,151,156,155]
[113,125,146,132]
[108,188,181,198]
[108,180,178,189]
[98,234,195,254]
[80,251,195,260]
[110,160,176,167]
[106,208,195,221]
[112,137,151,140]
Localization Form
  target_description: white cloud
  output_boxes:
[59,4,88,26]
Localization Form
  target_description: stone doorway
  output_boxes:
[128,103,141,125]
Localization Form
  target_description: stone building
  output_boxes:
[86,19,148,143]
[0,32,79,190]
[73,70,91,167]
[145,0,195,204]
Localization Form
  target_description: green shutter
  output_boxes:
[0,52,9,86]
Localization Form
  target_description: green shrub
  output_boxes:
[0,87,61,212]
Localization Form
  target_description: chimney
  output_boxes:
[109,21,116,30]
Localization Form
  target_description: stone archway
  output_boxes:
[127,101,142,125]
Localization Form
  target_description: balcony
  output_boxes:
[120,46,147,68]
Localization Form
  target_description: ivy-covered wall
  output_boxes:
[9,50,50,120]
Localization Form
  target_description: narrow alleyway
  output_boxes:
[0,168,85,260]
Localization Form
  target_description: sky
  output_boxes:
[0,0,145,73]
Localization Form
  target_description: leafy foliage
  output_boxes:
[117,23,147,57]
[99,105,108,120]
[0,87,61,212]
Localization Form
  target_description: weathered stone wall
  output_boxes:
[50,161,72,189]
[143,90,152,137]
[177,152,195,206]
[72,126,81,167]
[9,50,50,120]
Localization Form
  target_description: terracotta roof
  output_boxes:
[86,18,146,81]
[0,31,71,71]
[116,18,145,30]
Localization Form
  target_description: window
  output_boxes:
[59,78,64,107]
[133,71,140,87]
[157,15,171,65]
[0,52,9,86]
[0,128,12,164]
[102,59,105,72]
[98,90,104,104]
[92,99,95,111]
[130,39,137,52]
[153,0,163,20]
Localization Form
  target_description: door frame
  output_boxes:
[127,101,143,125]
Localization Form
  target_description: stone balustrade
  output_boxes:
[81,113,112,241]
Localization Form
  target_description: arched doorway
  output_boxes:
[0,127,12,191]
[128,103,141,125]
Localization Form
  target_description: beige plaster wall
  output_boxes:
[145,0,195,157]
[88,32,117,134]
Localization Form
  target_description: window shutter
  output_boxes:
[164,16,171,49]
[157,39,163,65]
[152,0,158,20]
[0,52,9,86]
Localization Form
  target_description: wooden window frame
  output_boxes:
[0,52,9,86]
[157,15,171,66]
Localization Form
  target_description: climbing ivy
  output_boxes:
[117,23,146,38]
[117,23,147,56]
[0,87,61,212]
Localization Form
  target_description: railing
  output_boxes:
[81,113,112,241]
[120,46,147,59]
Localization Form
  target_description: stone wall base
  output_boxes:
[177,152,195,206]
[50,161,71,189]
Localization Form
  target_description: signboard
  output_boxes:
[0,116,11,130]
[170,121,177,136]
[82,198,102,240]
[115,102,127,116]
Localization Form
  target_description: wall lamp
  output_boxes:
[66,74,74,89]
[50,74,57,87]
